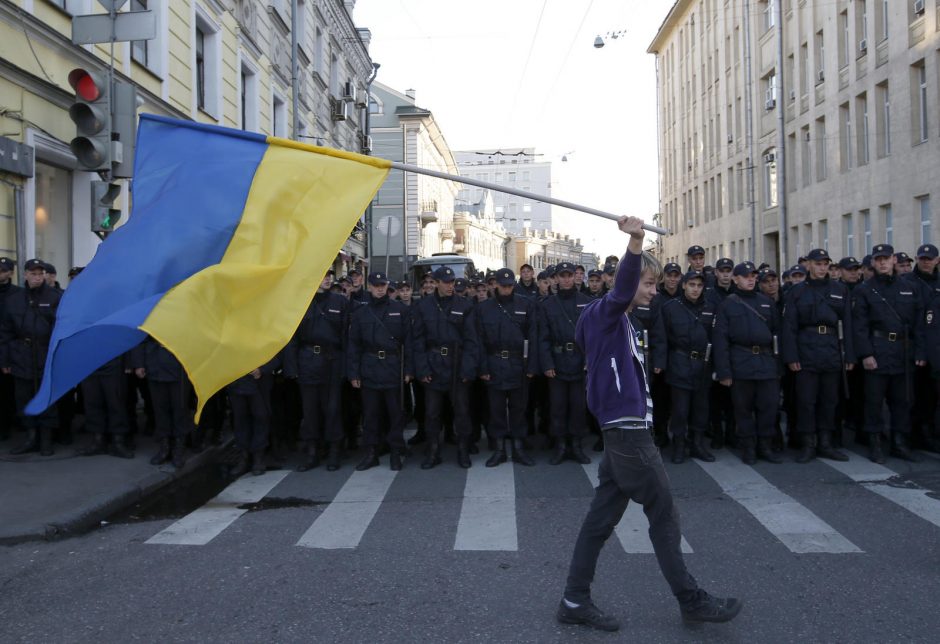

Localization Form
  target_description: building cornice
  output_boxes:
[647,0,694,54]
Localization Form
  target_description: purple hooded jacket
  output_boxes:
[575,251,649,426]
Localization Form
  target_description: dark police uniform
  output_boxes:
[347,272,413,470]
[780,249,854,463]
[227,354,280,476]
[515,277,539,299]
[838,257,866,439]
[285,288,348,471]
[904,244,940,448]
[852,244,926,463]
[650,274,717,464]
[79,355,133,458]
[713,262,781,464]
[925,291,940,450]
[537,263,592,465]
[704,264,737,450]
[1,262,61,456]
[412,267,479,469]
[475,268,538,467]
[0,258,21,442]
[135,336,195,468]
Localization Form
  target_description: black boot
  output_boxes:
[171,438,187,470]
[457,438,471,468]
[39,428,54,456]
[569,438,591,465]
[150,438,171,465]
[296,443,319,472]
[407,429,427,446]
[326,441,342,471]
[817,432,848,461]
[80,433,109,457]
[421,439,442,470]
[511,438,535,466]
[356,447,380,471]
[230,450,250,478]
[890,433,920,462]
[389,449,403,471]
[795,434,816,464]
[251,450,266,475]
[740,437,756,465]
[671,436,686,464]
[109,434,135,459]
[757,437,782,463]
[549,440,567,465]
[485,439,507,467]
[679,589,744,624]
[10,429,39,455]
[689,432,715,462]
[869,433,886,464]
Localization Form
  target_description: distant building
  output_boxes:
[507,228,584,273]
[453,191,510,274]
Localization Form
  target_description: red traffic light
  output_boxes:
[68,68,104,102]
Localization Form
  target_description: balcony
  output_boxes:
[420,200,438,225]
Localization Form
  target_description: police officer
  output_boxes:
[227,354,280,477]
[706,258,735,307]
[651,270,717,463]
[713,262,782,464]
[839,257,863,289]
[475,268,538,466]
[686,245,716,288]
[286,271,348,472]
[537,261,592,465]
[585,269,605,299]
[3,259,61,456]
[516,263,539,298]
[852,244,927,463]
[79,355,133,459]
[705,258,737,449]
[134,337,195,469]
[780,249,853,463]
[0,257,20,443]
[925,290,940,450]
[659,263,682,299]
[347,268,369,304]
[906,244,940,448]
[757,268,781,307]
[894,252,914,275]
[412,266,479,468]
[347,271,413,470]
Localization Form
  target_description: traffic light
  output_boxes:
[68,68,111,170]
[91,180,121,238]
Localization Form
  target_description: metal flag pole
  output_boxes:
[388,161,669,236]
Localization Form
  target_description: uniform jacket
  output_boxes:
[0,282,61,379]
[780,277,855,372]
[227,354,281,396]
[705,282,734,309]
[713,288,780,381]
[852,273,926,375]
[651,294,716,390]
[284,291,348,384]
[904,268,940,307]
[411,291,478,390]
[926,292,940,379]
[474,292,538,390]
[133,337,187,382]
[347,295,412,389]
[514,279,539,299]
[575,251,649,425]
[537,288,591,381]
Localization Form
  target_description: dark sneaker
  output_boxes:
[555,599,620,632]
[680,590,743,623]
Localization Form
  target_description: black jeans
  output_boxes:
[564,428,698,604]
[548,378,586,438]
[794,370,839,435]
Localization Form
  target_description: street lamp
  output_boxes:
[593,29,627,49]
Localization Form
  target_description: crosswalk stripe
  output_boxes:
[454,458,517,551]
[145,470,290,546]
[581,461,693,554]
[296,467,399,549]
[695,451,862,554]
[822,452,940,530]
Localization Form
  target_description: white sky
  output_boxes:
[353,0,670,261]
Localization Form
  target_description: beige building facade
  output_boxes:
[453,190,510,274]
[507,228,583,274]
[649,0,939,268]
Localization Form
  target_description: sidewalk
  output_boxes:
[0,432,230,545]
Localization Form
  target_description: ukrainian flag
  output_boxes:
[26,114,389,419]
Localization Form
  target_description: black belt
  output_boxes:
[372,349,398,359]
[801,325,837,335]
[552,342,577,353]
[872,330,907,342]
[672,348,706,360]
[602,420,652,431]
[489,350,522,359]
[733,344,773,355]
[303,344,336,356]
[429,345,453,356]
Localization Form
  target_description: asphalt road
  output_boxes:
[3,445,940,643]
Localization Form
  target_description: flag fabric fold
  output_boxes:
[26,114,390,420]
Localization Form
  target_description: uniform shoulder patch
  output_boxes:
[514,310,527,315]
[328,309,341,313]
[388,312,401,316]
[451,310,464,315]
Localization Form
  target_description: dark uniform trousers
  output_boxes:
[13,378,56,430]
[0,372,15,436]
[864,373,910,435]
[230,389,271,453]
[81,371,129,435]
[424,382,471,438]
[669,385,709,438]
[794,371,839,435]
[731,379,778,438]
[564,427,698,604]
[361,387,405,449]
[548,378,586,438]
[299,381,343,444]
[487,386,528,440]
[148,380,192,440]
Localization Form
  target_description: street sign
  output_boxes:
[72,10,155,45]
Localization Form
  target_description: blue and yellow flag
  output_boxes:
[26,114,389,419]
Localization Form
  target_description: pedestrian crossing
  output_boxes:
[143,450,940,554]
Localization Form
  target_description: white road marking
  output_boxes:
[823,452,940,530]
[146,470,290,546]
[696,451,862,553]
[581,461,693,554]
[454,458,517,551]
[296,467,399,549]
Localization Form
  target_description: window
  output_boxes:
[880,204,893,245]
[815,118,827,181]
[523,203,532,213]
[761,0,776,32]
[329,53,339,97]
[820,219,829,250]
[839,11,850,68]
[131,0,150,68]
[840,103,853,171]
[315,28,324,75]
[855,0,868,55]
[800,43,809,94]
[195,27,206,110]
[763,149,778,208]
[764,71,778,108]
[857,93,870,165]
[193,10,221,117]
[876,81,891,157]
[876,0,889,42]
[801,126,812,186]
[296,0,307,52]
[919,196,932,244]
[815,30,825,82]
[272,92,287,137]
[368,93,382,115]
[844,213,854,257]
[862,210,872,254]
[240,63,259,131]
[913,62,928,143]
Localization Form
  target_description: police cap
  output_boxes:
[496,268,516,286]
[555,261,576,275]
[806,248,831,262]
[732,261,758,276]
[24,259,45,272]
[603,263,616,275]
[687,245,705,257]
[454,278,469,292]
[871,244,894,259]
[588,269,603,278]
[758,268,778,282]
[838,257,860,269]
[789,264,807,275]
[432,266,456,282]
[895,251,912,263]
[367,271,390,285]
[715,258,734,270]
[916,244,939,259]
[0,257,14,272]
[681,270,705,283]
[663,262,682,275]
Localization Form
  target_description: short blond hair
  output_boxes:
[613,251,662,286]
